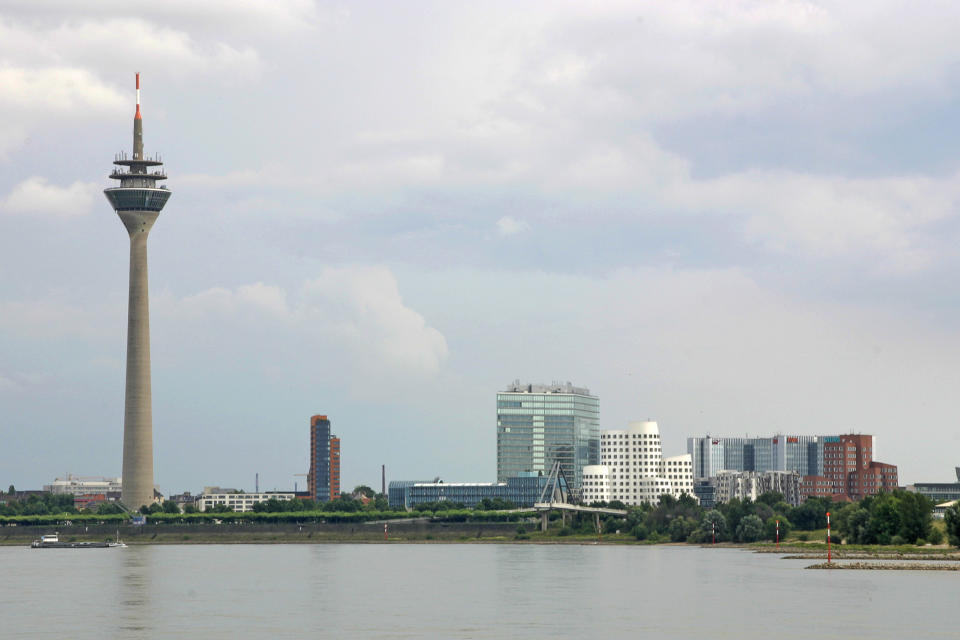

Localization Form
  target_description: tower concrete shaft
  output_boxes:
[104,73,171,510]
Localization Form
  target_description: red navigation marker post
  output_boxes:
[776,519,780,550]
[384,523,388,541]
[826,511,831,564]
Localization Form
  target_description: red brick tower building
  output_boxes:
[800,434,898,500]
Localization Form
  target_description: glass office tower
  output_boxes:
[687,434,824,478]
[496,381,599,491]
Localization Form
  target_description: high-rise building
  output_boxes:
[103,73,171,509]
[308,415,341,502]
[581,421,695,506]
[799,434,897,500]
[496,381,599,491]
[329,435,341,501]
[687,435,823,478]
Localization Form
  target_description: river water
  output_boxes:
[1,543,955,639]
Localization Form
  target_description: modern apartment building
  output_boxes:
[799,435,898,500]
[581,421,695,506]
[496,381,599,491]
[711,470,803,506]
[307,415,341,502]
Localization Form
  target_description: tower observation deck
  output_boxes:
[103,73,171,510]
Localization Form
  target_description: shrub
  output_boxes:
[797,533,809,542]
[928,528,944,545]
[557,527,572,537]
[736,515,765,543]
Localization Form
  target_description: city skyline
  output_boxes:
[2,2,960,493]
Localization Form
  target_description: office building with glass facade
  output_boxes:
[308,415,341,502]
[687,435,823,478]
[387,473,565,510]
[496,381,599,491]
[909,467,960,504]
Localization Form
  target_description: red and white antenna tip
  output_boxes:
[135,72,142,119]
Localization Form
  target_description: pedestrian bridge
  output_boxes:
[533,462,627,532]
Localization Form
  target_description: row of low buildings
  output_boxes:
[688,433,900,503]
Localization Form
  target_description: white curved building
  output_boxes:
[582,421,695,506]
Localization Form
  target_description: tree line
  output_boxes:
[584,489,957,546]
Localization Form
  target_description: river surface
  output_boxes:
[1,543,955,639]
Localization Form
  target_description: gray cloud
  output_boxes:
[2,1,959,491]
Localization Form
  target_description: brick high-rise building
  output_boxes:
[799,434,898,500]
[329,435,341,501]
[307,415,341,502]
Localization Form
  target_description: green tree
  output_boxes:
[944,501,960,547]
[700,509,727,541]
[97,502,125,515]
[791,497,829,530]
[895,491,933,544]
[736,514,765,542]
[669,516,697,542]
[324,497,364,512]
[6,484,14,495]
[183,503,198,514]
[757,492,784,508]
[845,507,872,544]
[352,485,376,499]
[161,500,180,514]
[765,515,792,542]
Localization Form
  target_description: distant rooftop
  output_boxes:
[502,380,592,396]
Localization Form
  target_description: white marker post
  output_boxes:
[826,511,831,564]
[776,519,780,550]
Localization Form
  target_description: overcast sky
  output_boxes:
[2,1,959,494]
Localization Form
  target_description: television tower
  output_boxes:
[104,73,171,509]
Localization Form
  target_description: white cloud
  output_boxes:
[496,216,531,236]
[164,267,448,376]
[0,177,99,217]
[691,171,956,271]
[0,66,126,113]
[1,1,322,37]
